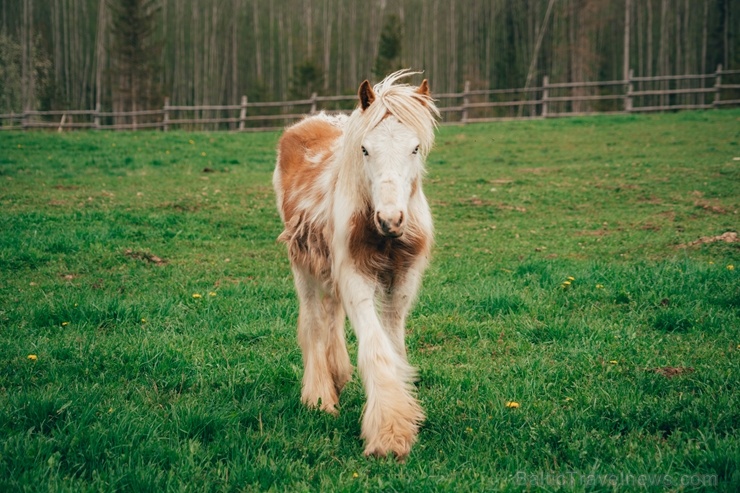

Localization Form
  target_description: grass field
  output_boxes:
[1,110,739,492]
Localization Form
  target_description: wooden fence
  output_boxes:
[2,65,739,132]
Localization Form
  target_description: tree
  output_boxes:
[373,14,403,79]
[0,33,51,115]
[290,60,323,99]
[108,0,162,125]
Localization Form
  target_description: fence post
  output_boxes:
[94,102,101,130]
[461,81,471,124]
[625,69,634,113]
[714,64,722,108]
[310,92,318,114]
[541,76,549,118]
[239,95,248,131]
[163,97,170,132]
[22,106,29,131]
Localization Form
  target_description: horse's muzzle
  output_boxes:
[375,210,405,238]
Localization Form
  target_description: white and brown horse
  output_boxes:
[273,70,439,459]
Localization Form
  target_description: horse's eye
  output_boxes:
[361,146,369,157]
[412,145,420,155]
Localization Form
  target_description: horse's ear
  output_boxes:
[417,79,430,98]
[359,80,375,110]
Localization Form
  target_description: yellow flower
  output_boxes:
[27,354,37,361]
[465,427,473,433]
[208,291,217,297]
[112,143,116,147]
[61,321,69,326]
[201,152,206,157]
[108,407,114,414]
[505,401,520,408]
[728,265,735,271]
[166,150,171,155]
[596,284,604,289]
[609,360,618,364]
[567,276,575,281]
[709,261,714,265]
[189,139,195,145]
[352,472,359,479]
[192,293,202,299]
[141,318,147,323]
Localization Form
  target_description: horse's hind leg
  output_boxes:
[294,267,345,415]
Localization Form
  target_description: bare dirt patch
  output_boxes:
[694,199,728,214]
[649,367,695,378]
[124,249,168,265]
[678,231,738,248]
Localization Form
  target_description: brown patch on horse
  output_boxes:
[277,118,340,221]
[348,204,429,289]
[280,213,333,284]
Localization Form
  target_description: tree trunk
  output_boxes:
[624,0,631,81]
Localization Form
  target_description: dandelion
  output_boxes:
[352,472,359,479]
[27,354,37,361]
[609,360,618,365]
[465,427,474,433]
[189,139,195,145]
[596,284,604,289]
[208,292,217,297]
[728,265,735,271]
[567,276,575,281]
[201,152,207,157]
[61,321,69,327]
[505,401,520,409]
[192,293,202,299]
[709,261,714,265]
[108,407,114,414]
[141,318,147,323]
[112,143,116,147]
[166,150,170,154]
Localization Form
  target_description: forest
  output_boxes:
[0,0,737,115]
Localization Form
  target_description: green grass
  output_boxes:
[1,110,739,492]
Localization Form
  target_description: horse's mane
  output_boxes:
[341,70,440,168]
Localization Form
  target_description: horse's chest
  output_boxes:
[349,214,427,289]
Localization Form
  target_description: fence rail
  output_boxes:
[2,65,738,132]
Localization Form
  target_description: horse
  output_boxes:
[273,70,439,459]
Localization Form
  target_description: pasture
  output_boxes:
[1,110,739,491]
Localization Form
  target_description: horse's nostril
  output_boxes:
[397,211,404,227]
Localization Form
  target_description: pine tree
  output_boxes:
[373,14,403,79]
[108,0,161,124]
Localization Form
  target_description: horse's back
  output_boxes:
[275,114,343,221]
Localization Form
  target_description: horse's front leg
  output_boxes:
[293,267,350,415]
[380,265,425,360]
[338,268,424,460]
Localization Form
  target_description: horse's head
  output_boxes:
[355,74,436,238]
